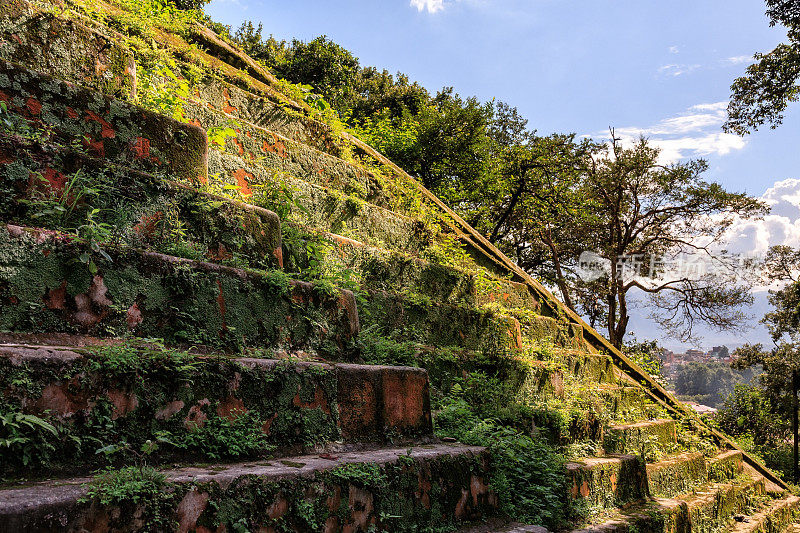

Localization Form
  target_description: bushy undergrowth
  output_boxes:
[81,466,177,528]
[181,410,274,460]
[433,373,571,528]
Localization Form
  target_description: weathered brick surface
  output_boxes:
[0,0,135,98]
[208,150,433,253]
[0,224,356,355]
[187,101,388,205]
[604,419,677,456]
[189,78,339,155]
[0,134,282,269]
[0,444,493,533]
[566,455,648,510]
[0,60,206,181]
[0,344,433,474]
[646,452,708,498]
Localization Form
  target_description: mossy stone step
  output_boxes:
[593,384,654,419]
[0,443,495,533]
[0,341,433,476]
[0,224,358,356]
[0,60,207,181]
[708,450,745,483]
[359,288,587,357]
[678,474,767,531]
[188,76,340,156]
[646,452,708,498]
[571,474,774,533]
[566,455,648,511]
[187,100,386,207]
[0,134,283,270]
[603,419,677,456]
[762,502,800,533]
[208,150,435,254]
[0,0,135,99]
[315,228,541,312]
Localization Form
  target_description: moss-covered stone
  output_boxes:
[0,343,434,477]
[646,452,708,498]
[190,77,340,156]
[0,0,136,99]
[0,134,282,270]
[207,150,435,253]
[0,60,206,181]
[0,224,357,355]
[0,444,495,532]
[604,419,677,457]
[566,455,648,511]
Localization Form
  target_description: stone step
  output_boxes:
[570,474,773,532]
[0,134,283,270]
[567,449,748,520]
[358,287,587,357]
[593,385,653,419]
[0,60,207,182]
[208,150,436,255]
[566,455,648,511]
[708,449,745,483]
[0,224,358,356]
[679,474,767,531]
[0,340,432,476]
[0,443,495,532]
[302,225,540,312]
[646,451,708,498]
[0,0,135,99]
[187,76,341,157]
[458,521,547,532]
[187,100,388,209]
[603,419,677,457]
[779,513,800,533]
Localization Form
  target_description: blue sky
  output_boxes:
[206,0,800,350]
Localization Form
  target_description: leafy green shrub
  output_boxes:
[357,325,418,366]
[0,412,61,468]
[464,422,567,527]
[82,466,176,528]
[182,410,274,460]
[433,375,568,528]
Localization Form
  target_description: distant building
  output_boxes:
[685,349,705,361]
[684,401,717,415]
[709,346,730,359]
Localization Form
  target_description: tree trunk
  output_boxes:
[793,369,798,483]
[541,227,574,310]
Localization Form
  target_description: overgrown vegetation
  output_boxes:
[0,341,337,478]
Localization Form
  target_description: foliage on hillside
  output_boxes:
[227,20,767,347]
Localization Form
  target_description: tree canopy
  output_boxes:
[725,0,800,134]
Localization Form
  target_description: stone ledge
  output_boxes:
[0,444,493,533]
[0,224,358,355]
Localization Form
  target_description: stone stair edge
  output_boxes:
[0,443,493,533]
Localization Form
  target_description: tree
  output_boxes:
[724,0,800,134]
[671,361,753,407]
[173,0,210,9]
[533,134,766,347]
[730,249,800,480]
[233,25,360,112]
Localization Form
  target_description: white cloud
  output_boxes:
[725,55,753,65]
[669,46,680,54]
[410,0,445,13]
[657,63,701,77]
[716,179,800,276]
[601,101,745,164]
